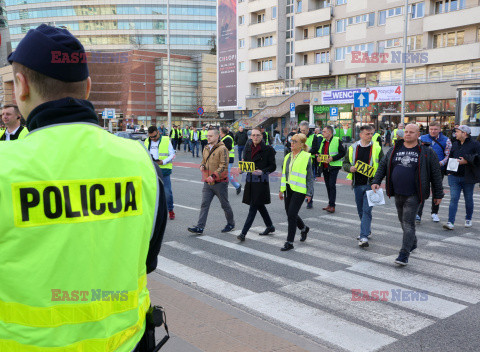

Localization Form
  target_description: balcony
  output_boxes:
[295,63,329,78]
[425,42,480,65]
[248,69,277,83]
[295,7,331,27]
[248,0,272,14]
[249,20,277,37]
[295,36,330,53]
[249,45,277,60]
[423,6,480,32]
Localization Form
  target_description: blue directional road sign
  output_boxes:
[330,107,339,117]
[354,92,369,108]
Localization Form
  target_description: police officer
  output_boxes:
[0,104,28,140]
[145,125,176,220]
[2,24,167,351]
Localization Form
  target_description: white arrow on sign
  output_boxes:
[358,94,365,107]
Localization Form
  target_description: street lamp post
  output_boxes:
[401,0,409,124]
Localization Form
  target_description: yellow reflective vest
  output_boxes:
[0,123,158,351]
[221,135,235,159]
[319,136,342,167]
[0,125,29,141]
[346,141,382,181]
[144,136,173,170]
[280,150,310,194]
[200,130,208,141]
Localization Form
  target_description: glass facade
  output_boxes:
[6,1,216,53]
[155,58,198,112]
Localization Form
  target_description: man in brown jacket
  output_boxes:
[188,128,235,234]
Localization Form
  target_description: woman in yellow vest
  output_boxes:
[279,134,313,251]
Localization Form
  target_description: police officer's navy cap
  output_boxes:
[8,24,89,82]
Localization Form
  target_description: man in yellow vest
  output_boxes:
[0,104,29,141]
[2,24,167,351]
[189,126,200,157]
[299,121,321,208]
[318,125,346,213]
[392,123,404,145]
[220,126,242,195]
[200,125,208,152]
[343,125,384,248]
[145,125,176,220]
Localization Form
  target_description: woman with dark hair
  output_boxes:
[237,128,277,241]
[278,133,313,251]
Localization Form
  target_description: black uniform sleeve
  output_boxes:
[332,140,346,161]
[310,135,321,155]
[146,163,168,274]
[223,137,233,151]
[428,148,444,200]
[262,146,277,174]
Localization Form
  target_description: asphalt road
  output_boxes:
[155,147,480,352]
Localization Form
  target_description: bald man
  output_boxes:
[372,124,444,266]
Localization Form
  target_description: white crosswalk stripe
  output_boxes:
[156,198,480,352]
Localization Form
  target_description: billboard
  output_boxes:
[321,86,403,105]
[457,88,480,137]
[217,0,237,108]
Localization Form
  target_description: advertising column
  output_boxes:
[217,0,238,109]
[457,87,480,138]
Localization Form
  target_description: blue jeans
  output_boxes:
[162,174,174,211]
[237,145,245,161]
[353,184,373,239]
[228,163,241,189]
[183,138,189,151]
[448,175,475,224]
[190,140,200,157]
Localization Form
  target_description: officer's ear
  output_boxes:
[14,71,30,102]
[85,77,92,100]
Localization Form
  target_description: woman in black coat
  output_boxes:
[237,128,277,241]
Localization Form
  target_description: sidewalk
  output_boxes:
[147,272,325,352]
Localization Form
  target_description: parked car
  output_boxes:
[114,132,147,141]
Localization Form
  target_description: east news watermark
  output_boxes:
[351,289,429,301]
[351,51,428,64]
[51,289,128,301]
[51,51,129,64]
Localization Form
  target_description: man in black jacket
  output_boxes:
[372,124,443,266]
[443,125,480,230]
[234,126,248,161]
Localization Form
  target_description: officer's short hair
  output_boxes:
[220,127,228,135]
[299,121,309,128]
[148,126,158,134]
[12,62,88,101]
[360,125,374,132]
[324,125,334,134]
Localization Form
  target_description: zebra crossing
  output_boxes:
[156,197,480,352]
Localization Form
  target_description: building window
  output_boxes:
[336,0,347,5]
[297,0,303,13]
[336,19,346,33]
[336,42,374,61]
[257,36,273,47]
[239,39,245,48]
[379,11,387,25]
[257,14,265,23]
[319,0,331,8]
[272,6,277,19]
[304,28,308,39]
[315,51,330,64]
[239,15,244,25]
[408,35,423,50]
[409,2,425,19]
[315,24,330,37]
[385,38,402,48]
[433,30,464,48]
[435,0,466,13]
[303,54,308,65]
[257,59,273,71]
[239,61,245,71]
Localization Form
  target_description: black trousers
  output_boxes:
[323,167,340,207]
[284,184,306,242]
[417,174,444,217]
[241,203,273,235]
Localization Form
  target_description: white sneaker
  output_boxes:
[443,222,454,230]
[465,220,472,228]
[431,213,440,222]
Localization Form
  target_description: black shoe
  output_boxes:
[280,242,294,251]
[306,202,313,209]
[237,233,246,241]
[259,226,275,236]
[221,224,235,233]
[300,226,310,242]
[236,185,242,195]
[187,226,204,235]
[394,252,409,266]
